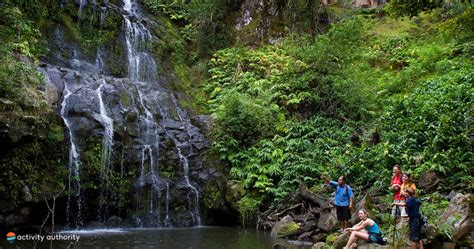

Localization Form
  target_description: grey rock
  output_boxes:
[271,215,299,238]
[312,242,326,249]
[22,186,33,202]
[272,243,287,249]
[417,171,442,192]
[311,232,327,242]
[19,207,31,216]
[106,215,122,227]
[439,193,473,247]
[317,209,338,232]
[351,195,371,225]
[5,213,27,226]
[332,233,349,249]
[298,231,313,241]
[0,200,15,213]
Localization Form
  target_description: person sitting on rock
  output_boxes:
[391,188,424,249]
[344,209,386,248]
[321,174,354,232]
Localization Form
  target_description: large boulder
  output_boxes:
[331,233,349,249]
[225,180,246,211]
[439,193,473,247]
[311,232,327,243]
[417,171,442,192]
[312,242,326,249]
[351,195,373,225]
[299,219,318,233]
[317,208,338,232]
[271,215,300,238]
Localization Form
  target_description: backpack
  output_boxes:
[420,214,428,234]
[369,232,388,245]
[413,198,428,233]
[379,234,388,245]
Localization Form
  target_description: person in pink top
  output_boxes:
[391,165,407,217]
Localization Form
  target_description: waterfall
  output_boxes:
[39,0,206,228]
[94,81,115,222]
[122,0,201,226]
[78,0,87,18]
[61,86,83,228]
[94,82,114,176]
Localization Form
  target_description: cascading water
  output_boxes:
[94,82,114,176]
[61,86,83,228]
[40,0,207,228]
[94,82,114,222]
[122,0,200,226]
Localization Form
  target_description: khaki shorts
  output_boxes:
[391,200,407,217]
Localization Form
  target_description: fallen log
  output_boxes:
[298,181,330,210]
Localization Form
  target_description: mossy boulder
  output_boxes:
[271,215,301,238]
[225,180,246,206]
[331,232,349,249]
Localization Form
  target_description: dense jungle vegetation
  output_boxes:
[0,0,472,238]
[202,2,473,215]
[136,0,473,234]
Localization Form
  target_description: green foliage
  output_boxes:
[0,4,45,58]
[386,0,443,17]
[211,90,283,158]
[278,221,300,238]
[201,184,221,209]
[325,232,339,245]
[206,4,474,210]
[238,195,262,228]
[0,2,69,204]
[144,0,232,58]
[224,115,355,199]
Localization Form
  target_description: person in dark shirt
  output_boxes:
[391,188,423,249]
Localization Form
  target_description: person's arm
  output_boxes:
[321,175,337,187]
[391,176,401,190]
[346,220,369,232]
[348,187,354,209]
[390,202,406,207]
[321,174,330,184]
[345,222,361,233]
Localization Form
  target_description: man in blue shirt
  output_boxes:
[322,175,354,231]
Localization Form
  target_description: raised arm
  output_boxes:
[321,174,330,184]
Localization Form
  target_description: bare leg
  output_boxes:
[419,240,424,249]
[345,231,369,248]
[342,220,348,230]
[411,241,417,249]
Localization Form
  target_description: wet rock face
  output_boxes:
[35,0,219,228]
[40,62,212,227]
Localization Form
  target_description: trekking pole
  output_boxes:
[392,205,399,246]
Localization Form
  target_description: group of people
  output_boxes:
[321,164,424,249]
